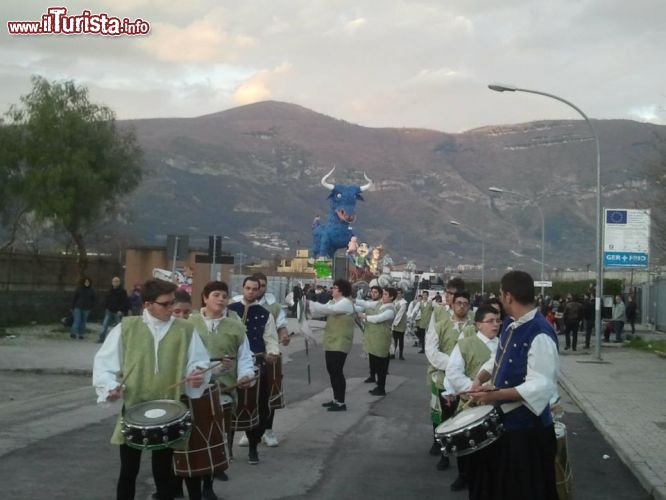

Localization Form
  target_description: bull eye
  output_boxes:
[336,193,342,199]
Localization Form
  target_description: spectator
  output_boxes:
[582,293,595,349]
[70,277,96,339]
[128,284,142,316]
[97,277,129,343]
[562,294,583,351]
[612,295,626,343]
[625,296,637,338]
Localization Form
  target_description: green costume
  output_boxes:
[323,302,355,353]
[455,334,493,413]
[363,303,395,357]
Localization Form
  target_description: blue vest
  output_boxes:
[493,311,558,431]
[228,302,269,354]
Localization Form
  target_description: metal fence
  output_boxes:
[645,276,666,332]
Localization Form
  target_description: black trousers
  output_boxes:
[245,363,271,448]
[392,330,405,356]
[563,322,579,349]
[416,327,425,349]
[117,444,175,500]
[584,319,594,348]
[325,350,348,403]
[368,353,390,391]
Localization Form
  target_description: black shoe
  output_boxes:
[363,376,376,383]
[248,448,259,465]
[450,474,467,491]
[215,471,228,481]
[202,487,219,500]
[429,441,441,456]
[417,349,425,353]
[564,345,570,350]
[412,342,419,347]
[321,400,336,408]
[369,388,386,396]
[327,403,347,412]
[399,355,405,360]
[436,454,450,471]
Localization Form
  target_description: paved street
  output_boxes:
[0,321,659,499]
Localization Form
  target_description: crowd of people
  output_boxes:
[91,269,637,500]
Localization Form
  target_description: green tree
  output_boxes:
[1,76,143,278]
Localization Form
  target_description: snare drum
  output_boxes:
[554,421,573,500]
[266,355,285,410]
[173,385,228,477]
[121,400,191,450]
[435,405,504,456]
[233,368,260,431]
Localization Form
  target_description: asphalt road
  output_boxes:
[0,338,650,500]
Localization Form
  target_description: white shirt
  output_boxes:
[407,300,421,321]
[92,309,211,403]
[444,332,499,395]
[231,298,280,355]
[392,298,408,328]
[425,314,467,371]
[308,297,355,316]
[198,308,255,381]
[480,308,560,416]
[355,300,396,324]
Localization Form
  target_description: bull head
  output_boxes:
[320,167,373,223]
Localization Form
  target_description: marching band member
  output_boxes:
[391,289,408,360]
[93,279,210,500]
[469,271,559,500]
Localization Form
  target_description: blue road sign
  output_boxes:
[604,251,649,268]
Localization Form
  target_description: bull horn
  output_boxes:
[321,166,335,190]
[360,173,373,192]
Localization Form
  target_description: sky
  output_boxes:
[1,0,665,132]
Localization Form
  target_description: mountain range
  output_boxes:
[116,101,665,274]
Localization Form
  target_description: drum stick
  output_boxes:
[118,364,136,387]
[456,387,500,397]
[219,375,260,393]
[164,362,223,391]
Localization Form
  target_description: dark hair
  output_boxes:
[446,277,465,292]
[251,272,268,283]
[385,287,398,300]
[243,276,260,287]
[483,298,505,319]
[500,270,535,305]
[141,279,177,303]
[174,289,192,305]
[201,281,229,306]
[333,279,352,297]
[475,304,499,323]
[370,285,383,295]
[433,295,442,303]
[78,276,92,287]
[453,291,470,303]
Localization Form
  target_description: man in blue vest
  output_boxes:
[227,276,279,465]
[468,270,559,500]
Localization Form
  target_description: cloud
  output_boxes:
[232,63,292,105]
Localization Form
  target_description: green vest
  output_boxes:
[188,311,246,398]
[431,305,451,327]
[426,318,463,389]
[418,302,433,329]
[111,316,193,445]
[324,304,355,353]
[392,301,408,333]
[363,303,394,357]
[456,334,492,413]
[264,302,282,326]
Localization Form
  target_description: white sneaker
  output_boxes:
[238,434,249,447]
[262,430,279,447]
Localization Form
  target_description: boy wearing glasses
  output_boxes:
[442,304,501,493]
[93,279,210,500]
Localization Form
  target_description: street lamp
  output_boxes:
[488,187,545,297]
[488,83,603,360]
[449,220,485,295]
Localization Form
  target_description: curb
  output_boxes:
[0,367,92,377]
[559,372,665,500]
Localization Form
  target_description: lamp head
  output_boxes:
[449,220,461,226]
[488,186,504,193]
[488,83,517,92]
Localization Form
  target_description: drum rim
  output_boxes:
[123,399,190,428]
[435,405,497,436]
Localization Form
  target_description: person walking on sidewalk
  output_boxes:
[612,295,626,343]
[98,277,129,343]
[71,277,96,339]
[562,294,583,351]
[625,296,637,338]
[307,279,355,412]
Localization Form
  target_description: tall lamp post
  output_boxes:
[488,187,546,297]
[488,83,602,360]
[449,220,485,295]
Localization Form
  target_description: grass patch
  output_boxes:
[625,336,666,357]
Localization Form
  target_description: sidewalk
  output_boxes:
[559,341,666,500]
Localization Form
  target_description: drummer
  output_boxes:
[92,278,211,500]
[187,281,255,500]
[228,276,280,465]
[442,304,501,493]
[234,273,290,448]
[468,270,559,499]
